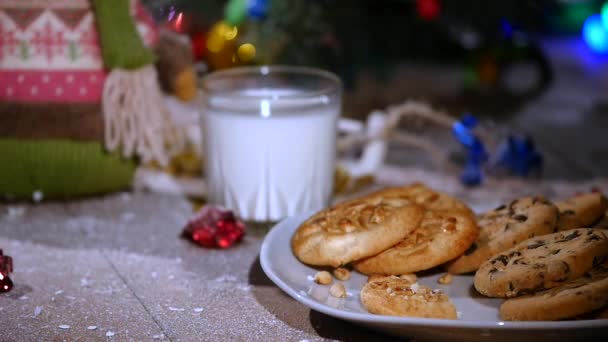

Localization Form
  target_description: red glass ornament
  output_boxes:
[182,205,245,248]
[0,273,13,293]
[416,0,441,21]
[0,249,13,293]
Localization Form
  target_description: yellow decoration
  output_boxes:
[206,20,258,70]
[173,66,197,102]
[206,21,241,70]
[237,43,256,62]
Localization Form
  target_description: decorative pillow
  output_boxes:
[0,0,179,200]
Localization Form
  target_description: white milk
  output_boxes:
[202,88,339,222]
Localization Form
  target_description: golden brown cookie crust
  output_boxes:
[291,188,425,267]
[366,183,473,215]
[556,192,608,231]
[360,275,457,319]
[354,208,478,275]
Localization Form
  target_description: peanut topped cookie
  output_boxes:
[368,183,473,214]
[474,228,608,298]
[360,275,457,319]
[291,188,425,267]
[500,260,608,321]
[446,197,559,274]
[354,208,478,275]
[556,192,608,231]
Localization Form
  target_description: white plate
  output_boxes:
[260,212,608,341]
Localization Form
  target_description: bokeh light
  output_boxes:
[602,2,608,29]
[582,14,608,53]
[237,43,256,62]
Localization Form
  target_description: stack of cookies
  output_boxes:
[474,228,608,321]
[291,183,608,321]
[291,183,479,319]
[461,192,608,321]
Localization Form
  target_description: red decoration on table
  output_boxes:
[0,249,13,293]
[182,205,245,248]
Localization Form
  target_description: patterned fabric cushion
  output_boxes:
[0,0,157,199]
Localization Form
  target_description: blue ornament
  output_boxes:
[461,159,484,186]
[247,0,269,20]
[493,135,542,177]
[453,114,488,186]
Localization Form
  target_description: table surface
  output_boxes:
[1,165,606,341]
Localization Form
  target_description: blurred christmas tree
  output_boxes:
[143,1,606,96]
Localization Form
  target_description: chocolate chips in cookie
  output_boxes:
[474,228,608,298]
[447,196,559,274]
[500,261,608,321]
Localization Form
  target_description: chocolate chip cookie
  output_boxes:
[500,260,608,321]
[556,192,608,231]
[447,196,559,274]
[474,228,608,298]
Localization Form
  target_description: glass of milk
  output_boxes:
[200,66,342,222]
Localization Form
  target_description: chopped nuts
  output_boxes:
[329,283,347,298]
[399,274,417,284]
[314,271,333,285]
[333,267,351,281]
[438,273,453,285]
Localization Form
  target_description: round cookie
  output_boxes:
[360,275,457,319]
[354,208,478,275]
[446,197,559,274]
[291,190,425,267]
[500,261,608,321]
[366,183,474,214]
[556,192,608,231]
[474,228,608,298]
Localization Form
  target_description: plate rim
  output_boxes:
[259,212,608,331]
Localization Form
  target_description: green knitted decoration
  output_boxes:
[0,139,136,200]
[92,0,155,69]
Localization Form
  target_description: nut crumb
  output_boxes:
[333,267,351,281]
[314,271,333,285]
[329,283,347,298]
[399,274,417,283]
[438,273,453,285]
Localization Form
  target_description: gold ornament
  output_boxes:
[206,21,241,70]
[205,21,259,70]
[237,43,256,62]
